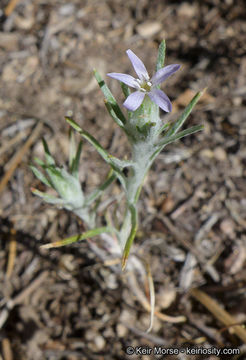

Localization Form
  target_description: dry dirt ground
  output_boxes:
[0,0,246,359]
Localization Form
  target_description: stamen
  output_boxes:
[140,81,152,92]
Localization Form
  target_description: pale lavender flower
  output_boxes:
[107,49,180,112]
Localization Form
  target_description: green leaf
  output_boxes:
[34,157,46,167]
[42,138,55,166]
[30,165,52,188]
[104,100,124,129]
[31,188,66,205]
[156,40,166,72]
[40,226,113,249]
[110,157,133,169]
[45,166,63,182]
[45,166,84,207]
[66,117,126,188]
[157,121,170,135]
[120,82,131,99]
[70,140,83,179]
[152,124,204,160]
[165,90,205,138]
[122,204,138,270]
[85,172,116,206]
[93,69,126,125]
[69,129,76,170]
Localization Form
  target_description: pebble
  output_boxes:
[94,335,106,351]
[220,218,235,237]
[59,4,75,16]
[119,309,136,326]
[136,21,161,38]
[2,61,18,82]
[177,3,197,17]
[200,149,214,159]
[85,329,95,341]
[156,288,177,309]
[214,147,227,161]
[0,32,19,51]
[116,323,128,337]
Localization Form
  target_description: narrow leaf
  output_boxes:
[93,69,126,124]
[34,157,46,167]
[31,188,65,205]
[157,121,170,135]
[85,172,116,206]
[45,166,63,180]
[71,140,83,179]
[165,90,205,138]
[69,129,76,170]
[152,124,204,162]
[66,117,126,188]
[120,82,131,99]
[42,138,55,166]
[65,117,82,132]
[40,226,113,249]
[45,166,84,207]
[104,100,124,129]
[156,40,166,72]
[122,204,138,270]
[30,165,52,188]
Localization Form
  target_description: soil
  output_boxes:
[0,0,246,359]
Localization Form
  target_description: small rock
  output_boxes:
[0,32,19,51]
[119,309,136,326]
[156,288,177,309]
[136,21,161,38]
[103,327,114,338]
[105,273,118,289]
[59,4,75,16]
[85,329,95,341]
[18,56,39,81]
[220,218,235,237]
[161,195,175,214]
[224,243,246,275]
[15,15,34,30]
[94,335,105,351]
[116,323,128,337]
[214,147,227,161]
[200,149,214,158]
[2,61,18,82]
[178,3,197,17]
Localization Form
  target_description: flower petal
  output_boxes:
[123,91,145,111]
[126,49,149,81]
[148,89,172,112]
[151,64,181,86]
[107,72,139,88]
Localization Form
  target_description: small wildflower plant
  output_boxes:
[31,41,204,270]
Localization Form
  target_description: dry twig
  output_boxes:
[6,228,17,278]
[0,122,43,195]
[4,0,21,16]
[190,288,246,344]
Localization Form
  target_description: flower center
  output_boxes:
[140,80,152,92]
[134,78,152,93]
[135,78,152,93]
